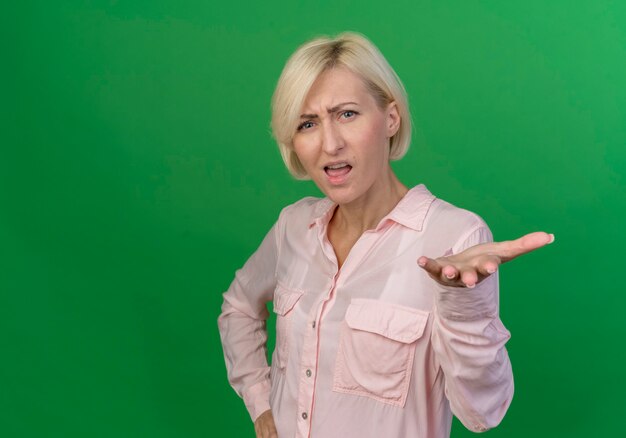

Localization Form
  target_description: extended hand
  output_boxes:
[254,409,278,438]
[417,231,554,288]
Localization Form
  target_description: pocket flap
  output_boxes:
[273,283,304,316]
[345,299,429,343]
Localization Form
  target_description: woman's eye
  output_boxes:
[341,110,357,119]
[297,121,314,131]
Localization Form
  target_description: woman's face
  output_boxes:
[292,67,400,206]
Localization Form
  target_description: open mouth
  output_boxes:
[324,163,352,184]
[324,163,352,176]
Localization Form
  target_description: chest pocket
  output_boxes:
[332,298,430,407]
[272,283,304,370]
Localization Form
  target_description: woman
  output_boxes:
[218,32,553,438]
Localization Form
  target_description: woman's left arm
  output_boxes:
[419,227,553,432]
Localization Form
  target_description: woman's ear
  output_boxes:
[386,101,401,138]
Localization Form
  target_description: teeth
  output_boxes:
[327,163,348,169]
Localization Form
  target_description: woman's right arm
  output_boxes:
[217,215,283,425]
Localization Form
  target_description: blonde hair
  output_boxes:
[270,31,412,180]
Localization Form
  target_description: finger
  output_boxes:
[441,264,459,281]
[267,420,278,438]
[417,256,443,277]
[475,255,501,276]
[255,412,269,438]
[495,232,555,262]
[459,267,478,288]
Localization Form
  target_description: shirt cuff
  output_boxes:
[434,272,499,321]
[243,379,272,422]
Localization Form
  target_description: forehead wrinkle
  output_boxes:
[300,101,359,119]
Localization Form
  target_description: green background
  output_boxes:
[3,1,625,436]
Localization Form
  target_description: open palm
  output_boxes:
[417,231,555,288]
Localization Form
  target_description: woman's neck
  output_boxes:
[330,169,408,237]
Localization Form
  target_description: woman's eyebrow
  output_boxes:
[300,101,359,119]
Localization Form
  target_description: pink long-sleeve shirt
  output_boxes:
[218,184,513,437]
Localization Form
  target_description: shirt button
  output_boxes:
[312,321,316,328]
[302,412,308,420]
[306,369,312,377]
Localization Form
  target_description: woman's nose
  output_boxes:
[321,122,345,154]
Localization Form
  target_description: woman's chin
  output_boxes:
[313,172,368,206]
[323,187,360,206]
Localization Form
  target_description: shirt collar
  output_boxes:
[308,184,436,232]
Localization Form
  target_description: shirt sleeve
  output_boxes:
[217,215,283,422]
[430,225,514,433]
